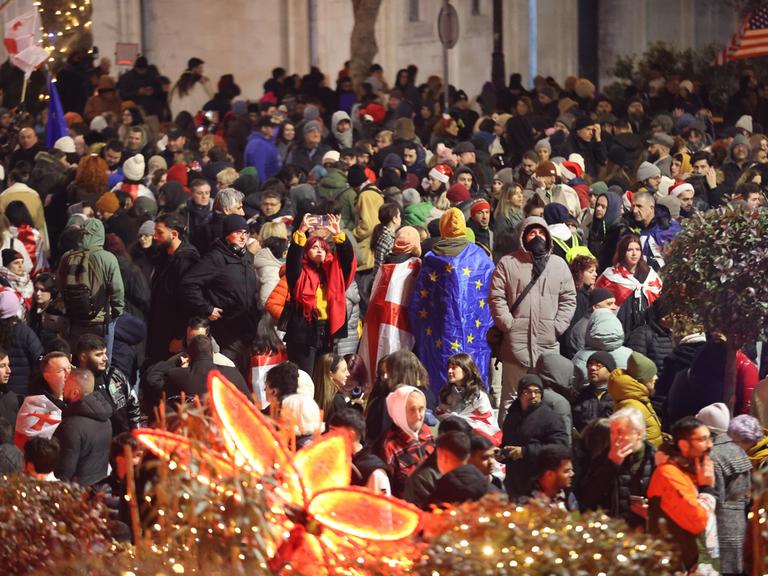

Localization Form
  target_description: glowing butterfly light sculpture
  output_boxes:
[133,371,421,574]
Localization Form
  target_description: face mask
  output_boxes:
[525,235,547,257]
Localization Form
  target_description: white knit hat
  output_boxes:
[123,154,146,182]
[54,136,76,154]
[89,115,108,132]
[696,402,730,434]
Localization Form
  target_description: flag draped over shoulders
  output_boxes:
[409,244,494,397]
[360,257,421,383]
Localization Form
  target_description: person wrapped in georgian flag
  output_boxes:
[359,226,422,384]
[594,234,662,335]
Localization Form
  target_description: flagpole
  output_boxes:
[20,74,28,107]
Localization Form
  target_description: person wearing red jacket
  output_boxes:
[647,416,717,573]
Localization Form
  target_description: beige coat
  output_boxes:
[489,216,576,367]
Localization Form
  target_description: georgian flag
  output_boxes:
[359,257,421,383]
[4,11,48,76]
[15,394,62,449]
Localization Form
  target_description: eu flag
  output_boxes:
[408,243,495,397]
[45,72,68,148]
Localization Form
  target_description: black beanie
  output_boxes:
[347,164,367,188]
[589,287,614,307]
[1,249,23,268]
[221,214,248,238]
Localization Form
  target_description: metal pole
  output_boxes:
[528,0,538,88]
[308,0,319,69]
[443,0,450,113]
[492,0,505,89]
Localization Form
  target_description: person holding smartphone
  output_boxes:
[282,213,356,374]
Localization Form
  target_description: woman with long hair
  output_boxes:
[594,234,662,335]
[276,121,296,164]
[283,213,356,374]
[438,353,501,444]
[314,353,352,422]
[492,182,524,260]
[27,272,57,346]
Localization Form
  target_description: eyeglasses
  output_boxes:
[520,388,542,397]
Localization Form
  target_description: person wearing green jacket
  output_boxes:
[402,188,432,228]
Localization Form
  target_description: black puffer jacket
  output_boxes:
[577,440,656,528]
[147,240,200,362]
[571,384,613,433]
[502,400,569,498]
[0,386,19,425]
[181,239,259,350]
[626,303,674,380]
[5,322,44,396]
[53,391,113,485]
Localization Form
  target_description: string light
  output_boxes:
[35,0,93,65]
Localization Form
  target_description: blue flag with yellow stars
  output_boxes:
[408,243,495,397]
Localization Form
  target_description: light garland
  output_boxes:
[32,0,93,69]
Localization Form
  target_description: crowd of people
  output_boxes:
[0,49,767,574]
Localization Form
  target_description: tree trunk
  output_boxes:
[349,0,383,88]
[722,339,739,414]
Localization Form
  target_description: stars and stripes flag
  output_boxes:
[359,257,421,384]
[408,244,495,397]
[716,6,768,64]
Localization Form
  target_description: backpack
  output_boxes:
[58,248,108,323]
[551,234,594,264]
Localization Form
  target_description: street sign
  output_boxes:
[438,3,459,49]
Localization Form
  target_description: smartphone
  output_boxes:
[495,446,514,462]
[307,214,330,228]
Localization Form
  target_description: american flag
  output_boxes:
[716,6,768,64]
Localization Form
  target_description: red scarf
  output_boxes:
[294,237,355,335]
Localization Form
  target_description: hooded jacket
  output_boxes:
[330,111,354,150]
[353,185,385,271]
[536,353,575,443]
[379,386,435,497]
[490,216,577,368]
[58,218,125,323]
[587,190,625,272]
[572,309,633,386]
[608,368,663,446]
[244,131,280,182]
[53,391,113,485]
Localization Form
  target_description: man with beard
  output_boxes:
[490,217,576,425]
[76,334,140,436]
[646,132,674,178]
[102,140,124,188]
[147,214,200,364]
[181,214,259,373]
[626,97,651,137]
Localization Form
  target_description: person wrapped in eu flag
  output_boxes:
[408,208,494,398]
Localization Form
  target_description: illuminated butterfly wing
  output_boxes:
[307,486,422,542]
[133,428,237,481]
[292,433,351,501]
[208,371,304,502]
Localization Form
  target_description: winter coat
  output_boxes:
[710,432,752,574]
[404,201,433,229]
[96,366,141,436]
[0,443,22,473]
[608,368,663,447]
[379,424,435,498]
[116,255,151,322]
[353,186,385,271]
[586,190,625,272]
[656,335,706,422]
[0,386,20,428]
[163,360,249,403]
[53,391,113,485]
[571,384,613,432]
[0,183,50,255]
[626,307,674,382]
[578,440,655,527]
[284,140,332,173]
[536,353,576,444]
[243,132,280,182]
[501,400,570,497]
[489,216,577,368]
[182,239,259,350]
[104,210,137,248]
[626,205,681,270]
[402,451,441,509]
[335,281,361,356]
[147,240,200,362]
[4,321,43,396]
[668,341,759,423]
[572,309,633,387]
[253,247,283,309]
[58,218,125,323]
[317,168,349,201]
[111,313,146,387]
